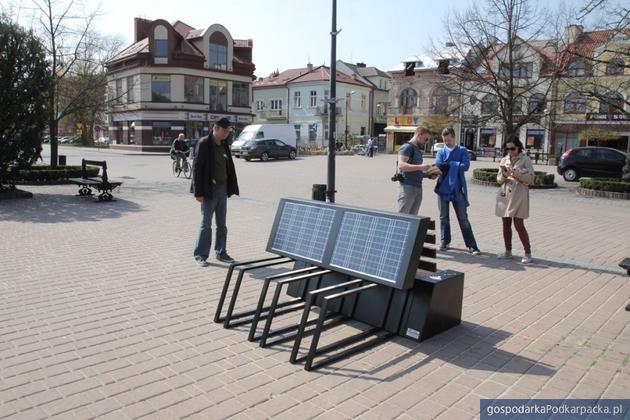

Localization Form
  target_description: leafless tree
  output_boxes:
[21,0,121,166]
[437,0,567,147]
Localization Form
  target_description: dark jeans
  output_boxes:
[502,217,531,254]
[193,186,228,261]
[438,189,478,249]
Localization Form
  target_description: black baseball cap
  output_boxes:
[216,117,231,128]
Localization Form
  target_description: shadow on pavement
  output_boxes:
[315,321,555,380]
[0,193,144,223]
[440,248,623,276]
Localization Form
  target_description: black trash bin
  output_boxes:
[312,184,326,201]
[58,155,66,166]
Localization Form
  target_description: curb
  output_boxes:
[576,187,630,200]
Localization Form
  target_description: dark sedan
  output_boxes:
[557,146,627,181]
[239,138,297,161]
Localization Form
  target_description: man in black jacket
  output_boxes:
[192,117,240,266]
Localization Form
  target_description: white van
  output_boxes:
[231,124,297,157]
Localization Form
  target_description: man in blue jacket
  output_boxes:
[434,127,481,254]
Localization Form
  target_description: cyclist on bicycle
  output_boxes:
[170,133,190,171]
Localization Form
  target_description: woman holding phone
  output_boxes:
[496,138,535,263]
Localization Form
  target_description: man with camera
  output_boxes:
[395,126,434,215]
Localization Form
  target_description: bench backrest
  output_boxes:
[266,198,431,290]
[81,159,108,183]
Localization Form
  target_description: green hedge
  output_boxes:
[579,178,630,193]
[472,168,555,186]
[10,165,99,182]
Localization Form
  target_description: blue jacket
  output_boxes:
[434,145,470,205]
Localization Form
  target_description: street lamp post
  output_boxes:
[344,90,356,149]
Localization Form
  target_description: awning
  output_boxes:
[384,125,417,133]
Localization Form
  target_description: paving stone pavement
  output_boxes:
[1,148,629,419]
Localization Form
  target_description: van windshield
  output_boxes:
[237,131,258,142]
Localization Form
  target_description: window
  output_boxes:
[481,94,497,114]
[208,79,227,111]
[152,121,172,145]
[294,124,301,143]
[568,59,586,76]
[599,91,624,114]
[499,63,533,79]
[564,92,587,113]
[527,94,545,114]
[399,88,417,112]
[308,123,317,142]
[294,91,301,108]
[480,128,497,147]
[270,99,282,113]
[525,129,544,149]
[184,76,204,103]
[232,82,249,107]
[154,39,168,57]
[151,75,171,101]
[255,100,264,111]
[126,76,134,103]
[208,32,228,70]
[115,79,123,104]
[597,149,623,161]
[575,149,593,159]
[431,87,450,114]
[606,58,625,76]
[512,96,523,115]
[361,94,366,111]
[310,90,317,107]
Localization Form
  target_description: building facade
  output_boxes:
[105,18,255,152]
[386,52,460,153]
[252,65,372,148]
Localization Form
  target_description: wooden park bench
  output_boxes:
[214,198,464,371]
[68,159,122,201]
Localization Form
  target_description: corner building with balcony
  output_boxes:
[105,18,255,152]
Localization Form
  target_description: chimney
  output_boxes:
[307,62,313,71]
[356,62,366,68]
[134,17,153,42]
[445,42,455,48]
[563,24,583,45]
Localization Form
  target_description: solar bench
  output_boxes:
[214,198,464,371]
[68,159,122,201]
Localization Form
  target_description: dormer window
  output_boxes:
[209,32,228,70]
[567,58,586,76]
[153,25,168,63]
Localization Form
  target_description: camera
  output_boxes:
[391,172,405,182]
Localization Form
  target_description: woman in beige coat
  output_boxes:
[496,138,535,263]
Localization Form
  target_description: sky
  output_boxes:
[3,0,595,78]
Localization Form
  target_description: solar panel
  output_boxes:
[330,212,412,285]
[269,201,336,262]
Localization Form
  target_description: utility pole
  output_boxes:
[327,0,338,203]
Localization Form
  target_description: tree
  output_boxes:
[0,15,51,187]
[25,0,119,165]
[439,0,565,147]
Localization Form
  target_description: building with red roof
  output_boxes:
[105,18,255,152]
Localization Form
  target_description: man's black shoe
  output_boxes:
[216,252,235,263]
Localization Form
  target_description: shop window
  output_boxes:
[209,79,227,111]
[152,121,172,145]
[525,129,544,149]
[480,128,497,147]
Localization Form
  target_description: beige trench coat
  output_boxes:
[495,153,535,219]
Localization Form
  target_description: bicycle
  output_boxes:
[172,152,191,179]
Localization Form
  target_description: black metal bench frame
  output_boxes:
[68,159,122,201]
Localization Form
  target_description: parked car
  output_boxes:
[58,136,71,144]
[96,136,110,144]
[432,142,445,154]
[239,138,297,161]
[230,139,247,157]
[557,146,627,181]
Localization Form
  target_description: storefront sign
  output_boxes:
[527,136,535,146]
[388,115,420,126]
[151,75,170,82]
[188,112,205,121]
[208,114,235,122]
[237,115,253,123]
[586,113,630,121]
